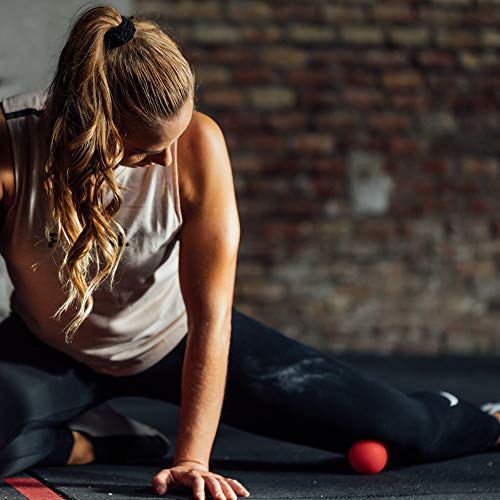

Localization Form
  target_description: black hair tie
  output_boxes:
[104,15,136,49]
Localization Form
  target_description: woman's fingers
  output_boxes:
[191,475,206,500]
[216,478,238,500]
[152,467,251,499]
[152,469,171,495]
[205,476,227,500]
[225,478,250,497]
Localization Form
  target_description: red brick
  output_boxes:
[207,48,257,64]
[466,8,500,26]
[234,134,287,152]
[228,1,273,20]
[312,177,340,197]
[420,159,454,177]
[343,88,386,109]
[436,30,480,48]
[389,27,431,47]
[262,47,308,67]
[231,154,266,173]
[291,133,336,154]
[344,70,379,86]
[241,26,282,43]
[460,52,500,70]
[248,87,296,109]
[261,222,305,239]
[193,24,243,44]
[369,114,411,132]
[392,94,430,111]
[289,69,334,86]
[341,26,385,45]
[372,3,415,23]
[234,68,278,85]
[144,1,221,19]
[310,48,362,66]
[419,7,463,24]
[363,50,409,67]
[216,113,263,132]
[466,197,494,215]
[432,0,473,5]
[390,138,420,155]
[482,30,500,48]
[355,220,398,240]
[195,65,232,84]
[266,113,308,131]
[274,5,323,22]
[288,24,336,43]
[383,71,424,89]
[201,89,244,107]
[418,51,456,68]
[266,158,310,173]
[313,158,346,176]
[316,112,358,130]
[462,157,499,176]
[325,5,366,22]
[299,91,337,108]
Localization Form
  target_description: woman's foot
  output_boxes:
[66,403,171,465]
[493,413,500,445]
[67,430,95,465]
[480,403,500,446]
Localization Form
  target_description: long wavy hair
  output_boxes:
[41,4,196,343]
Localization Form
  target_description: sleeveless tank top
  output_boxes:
[0,90,189,376]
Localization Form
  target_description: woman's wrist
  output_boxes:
[173,458,208,468]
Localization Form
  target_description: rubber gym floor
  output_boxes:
[1,354,499,500]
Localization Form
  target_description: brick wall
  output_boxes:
[143,1,500,353]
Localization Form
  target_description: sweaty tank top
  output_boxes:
[0,90,189,376]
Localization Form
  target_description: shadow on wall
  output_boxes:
[0,0,132,100]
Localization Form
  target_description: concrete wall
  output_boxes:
[0,0,132,319]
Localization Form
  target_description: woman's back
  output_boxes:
[0,101,15,225]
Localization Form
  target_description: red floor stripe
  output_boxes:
[3,477,64,500]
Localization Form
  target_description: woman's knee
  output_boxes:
[0,428,56,477]
[0,391,29,452]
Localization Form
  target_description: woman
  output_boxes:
[0,5,499,500]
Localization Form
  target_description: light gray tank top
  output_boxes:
[0,90,188,376]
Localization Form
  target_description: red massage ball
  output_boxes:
[348,440,388,474]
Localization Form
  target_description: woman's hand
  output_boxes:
[152,461,251,499]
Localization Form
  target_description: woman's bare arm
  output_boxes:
[173,111,240,467]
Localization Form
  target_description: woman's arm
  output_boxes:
[151,111,249,499]
[173,111,240,468]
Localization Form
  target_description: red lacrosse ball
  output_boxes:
[348,440,388,474]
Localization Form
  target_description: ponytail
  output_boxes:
[41,5,195,342]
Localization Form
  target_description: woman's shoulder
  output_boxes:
[177,110,229,209]
[177,110,224,164]
[0,89,47,218]
[0,102,15,217]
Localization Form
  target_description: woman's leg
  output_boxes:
[0,312,114,476]
[124,306,500,464]
[0,427,75,477]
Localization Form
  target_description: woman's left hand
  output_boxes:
[152,461,251,499]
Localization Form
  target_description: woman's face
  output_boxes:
[118,100,194,168]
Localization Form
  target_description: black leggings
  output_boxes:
[0,307,498,477]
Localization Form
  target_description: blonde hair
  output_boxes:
[41,4,196,342]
